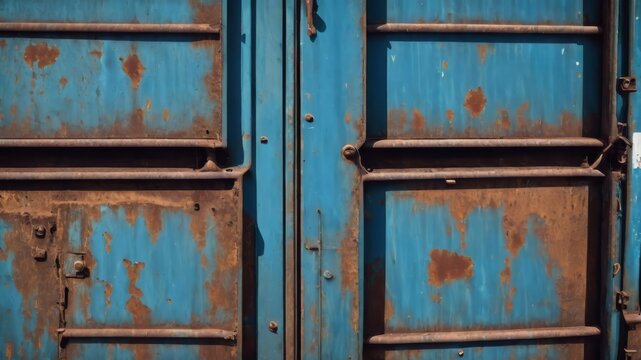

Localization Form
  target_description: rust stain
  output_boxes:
[412,109,426,132]
[204,69,220,101]
[464,87,487,118]
[103,232,113,253]
[104,281,113,307]
[498,109,511,130]
[121,53,146,89]
[388,109,407,132]
[517,102,530,131]
[500,257,511,285]
[59,76,68,89]
[145,99,151,110]
[441,60,448,70]
[446,109,454,123]
[9,105,18,116]
[559,112,582,135]
[428,249,473,288]
[143,207,162,244]
[0,39,6,48]
[89,49,103,59]
[123,259,151,324]
[189,0,221,26]
[190,213,207,268]
[23,42,60,69]
[339,197,360,332]
[162,108,170,122]
[506,288,516,313]
[242,132,250,140]
[345,113,352,123]
[0,113,3,122]
[477,44,493,64]
[5,342,13,360]
[431,294,443,304]
[504,215,527,256]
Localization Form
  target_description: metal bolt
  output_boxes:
[458,350,464,357]
[342,144,357,159]
[268,321,278,332]
[73,260,86,272]
[32,247,47,261]
[622,78,631,89]
[35,225,46,238]
[322,270,334,279]
[260,136,268,144]
[304,113,314,122]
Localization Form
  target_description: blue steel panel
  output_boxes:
[0,0,219,24]
[0,36,221,139]
[300,0,365,358]
[364,183,592,333]
[367,0,600,25]
[366,342,585,359]
[367,34,601,139]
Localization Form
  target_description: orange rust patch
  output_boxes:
[162,108,170,122]
[145,99,151,110]
[242,132,250,140]
[9,105,18,116]
[504,216,527,256]
[428,249,473,288]
[103,232,113,253]
[89,49,102,58]
[431,294,443,304]
[123,259,151,324]
[143,208,162,244]
[517,102,530,131]
[389,109,407,131]
[0,113,3,121]
[121,54,146,89]
[506,288,516,313]
[464,87,487,118]
[345,113,352,123]
[446,109,454,123]
[412,109,426,131]
[0,39,6,48]
[500,257,511,285]
[104,281,113,307]
[477,44,493,64]
[498,109,511,130]
[204,70,219,100]
[5,342,13,360]
[441,60,448,69]
[189,0,221,26]
[23,42,60,69]
[59,76,68,88]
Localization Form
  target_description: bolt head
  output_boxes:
[35,226,46,238]
[260,136,268,144]
[268,321,278,332]
[342,145,357,159]
[458,350,465,357]
[73,260,86,272]
[304,113,314,122]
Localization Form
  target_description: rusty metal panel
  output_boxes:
[0,0,222,142]
[0,181,241,358]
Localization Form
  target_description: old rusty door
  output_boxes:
[300,0,624,359]
[0,0,281,358]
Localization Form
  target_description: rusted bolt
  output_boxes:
[458,350,464,357]
[268,321,278,332]
[304,113,314,122]
[322,270,334,279]
[32,247,47,261]
[260,136,268,144]
[342,144,357,159]
[34,225,46,238]
[445,179,457,185]
[622,78,631,89]
[73,260,86,272]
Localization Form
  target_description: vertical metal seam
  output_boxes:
[293,0,302,357]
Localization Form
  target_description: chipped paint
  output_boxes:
[23,42,60,69]
[428,249,474,287]
[121,53,145,89]
[464,86,487,118]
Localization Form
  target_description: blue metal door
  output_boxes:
[299,0,627,359]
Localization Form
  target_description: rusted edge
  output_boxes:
[363,167,604,181]
[365,138,604,149]
[0,168,247,180]
[366,326,601,345]
[0,22,220,34]
[624,312,641,326]
[367,23,601,35]
[58,328,236,340]
[0,139,223,148]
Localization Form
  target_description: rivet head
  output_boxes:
[323,270,334,279]
[304,113,314,122]
[35,226,46,238]
[342,144,357,159]
[260,136,268,144]
[268,321,278,332]
[73,260,86,272]
[458,350,464,357]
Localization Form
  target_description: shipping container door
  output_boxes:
[300,0,620,358]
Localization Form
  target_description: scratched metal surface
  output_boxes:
[0,183,241,359]
[0,0,222,140]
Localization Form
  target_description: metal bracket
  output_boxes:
[619,76,638,92]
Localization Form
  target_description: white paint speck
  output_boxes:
[634,133,641,168]
[391,55,396,62]
[441,71,445,78]
[561,48,565,55]
[576,61,580,66]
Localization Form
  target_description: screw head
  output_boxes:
[260,136,268,144]
[342,144,357,159]
[35,226,46,238]
[622,79,631,89]
[73,260,86,272]
[323,270,334,279]
[458,350,464,357]
[268,321,278,332]
[304,113,314,122]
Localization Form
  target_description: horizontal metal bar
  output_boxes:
[367,23,601,35]
[363,167,604,181]
[367,326,601,345]
[0,139,222,148]
[624,312,641,326]
[0,22,219,34]
[366,138,604,149]
[58,328,236,340]
[0,169,243,181]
